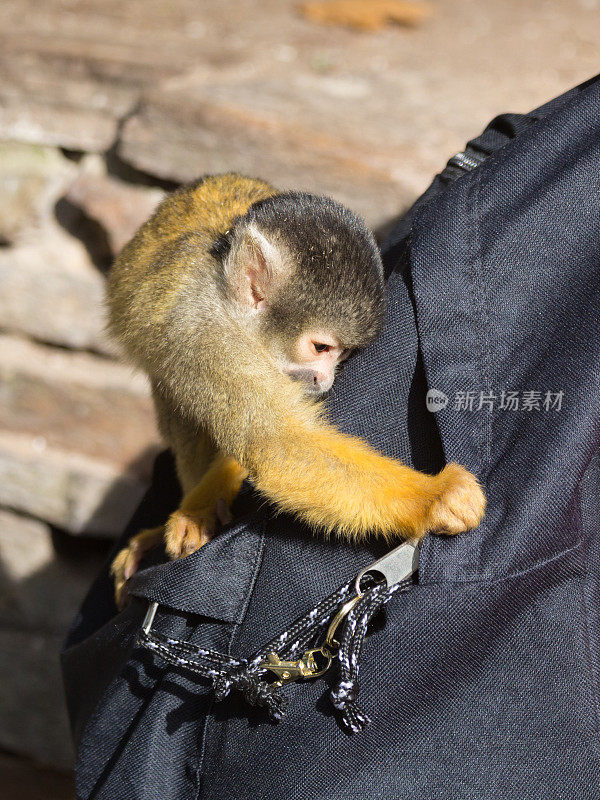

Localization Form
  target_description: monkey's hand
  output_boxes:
[425,463,486,535]
[109,506,228,608]
[164,504,224,559]
[165,455,248,560]
[110,526,164,609]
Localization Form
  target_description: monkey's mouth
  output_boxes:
[304,385,329,399]
[281,362,334,397]
[288,369,317,386]
[293,372,333,398]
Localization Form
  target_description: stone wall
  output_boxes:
[0,144,163,768]
[0,0,595,772]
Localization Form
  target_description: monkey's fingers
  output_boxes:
[110,547,138,610]
[427,463,486,535]
[110,526,164,609]
[164,508,215,560]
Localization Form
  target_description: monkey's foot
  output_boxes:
[427,463,486,535]
[164,506,221,560]
[111,526,164,609]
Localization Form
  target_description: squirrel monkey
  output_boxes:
[109,174,485,604]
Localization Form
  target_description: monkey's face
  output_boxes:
[271,328,350,396]
[223,194,385,397]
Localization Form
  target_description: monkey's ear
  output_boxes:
[225,224,284,311]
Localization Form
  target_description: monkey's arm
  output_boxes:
[161,418,480,561]
[246,416,484,542]
[154,332,484,544]
[192,357,484,541]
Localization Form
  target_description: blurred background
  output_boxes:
[0,0,597,796]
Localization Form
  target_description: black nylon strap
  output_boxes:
[382,111,539,277]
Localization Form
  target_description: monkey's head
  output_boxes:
[217,192,385,396]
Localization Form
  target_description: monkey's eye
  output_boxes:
[313,342,331,354]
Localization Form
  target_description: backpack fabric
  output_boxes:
[62,76,600,799]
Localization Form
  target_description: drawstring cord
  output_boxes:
[138,574,411,731]
[331,579,408,732]
[138,540,419,731]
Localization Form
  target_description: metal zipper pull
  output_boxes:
[354,539,420,596]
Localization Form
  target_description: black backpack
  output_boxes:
[62,75,600,800]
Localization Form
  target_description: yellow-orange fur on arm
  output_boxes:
[244,404,485,542]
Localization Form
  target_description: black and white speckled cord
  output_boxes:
[138,574,413,731]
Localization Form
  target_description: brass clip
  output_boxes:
[257,594,362,687]
[321,595,361,651]
[257,651,321,686]
[253,544,421,690]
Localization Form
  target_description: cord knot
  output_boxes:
[214,669,289,722]
[137,574,412,733]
